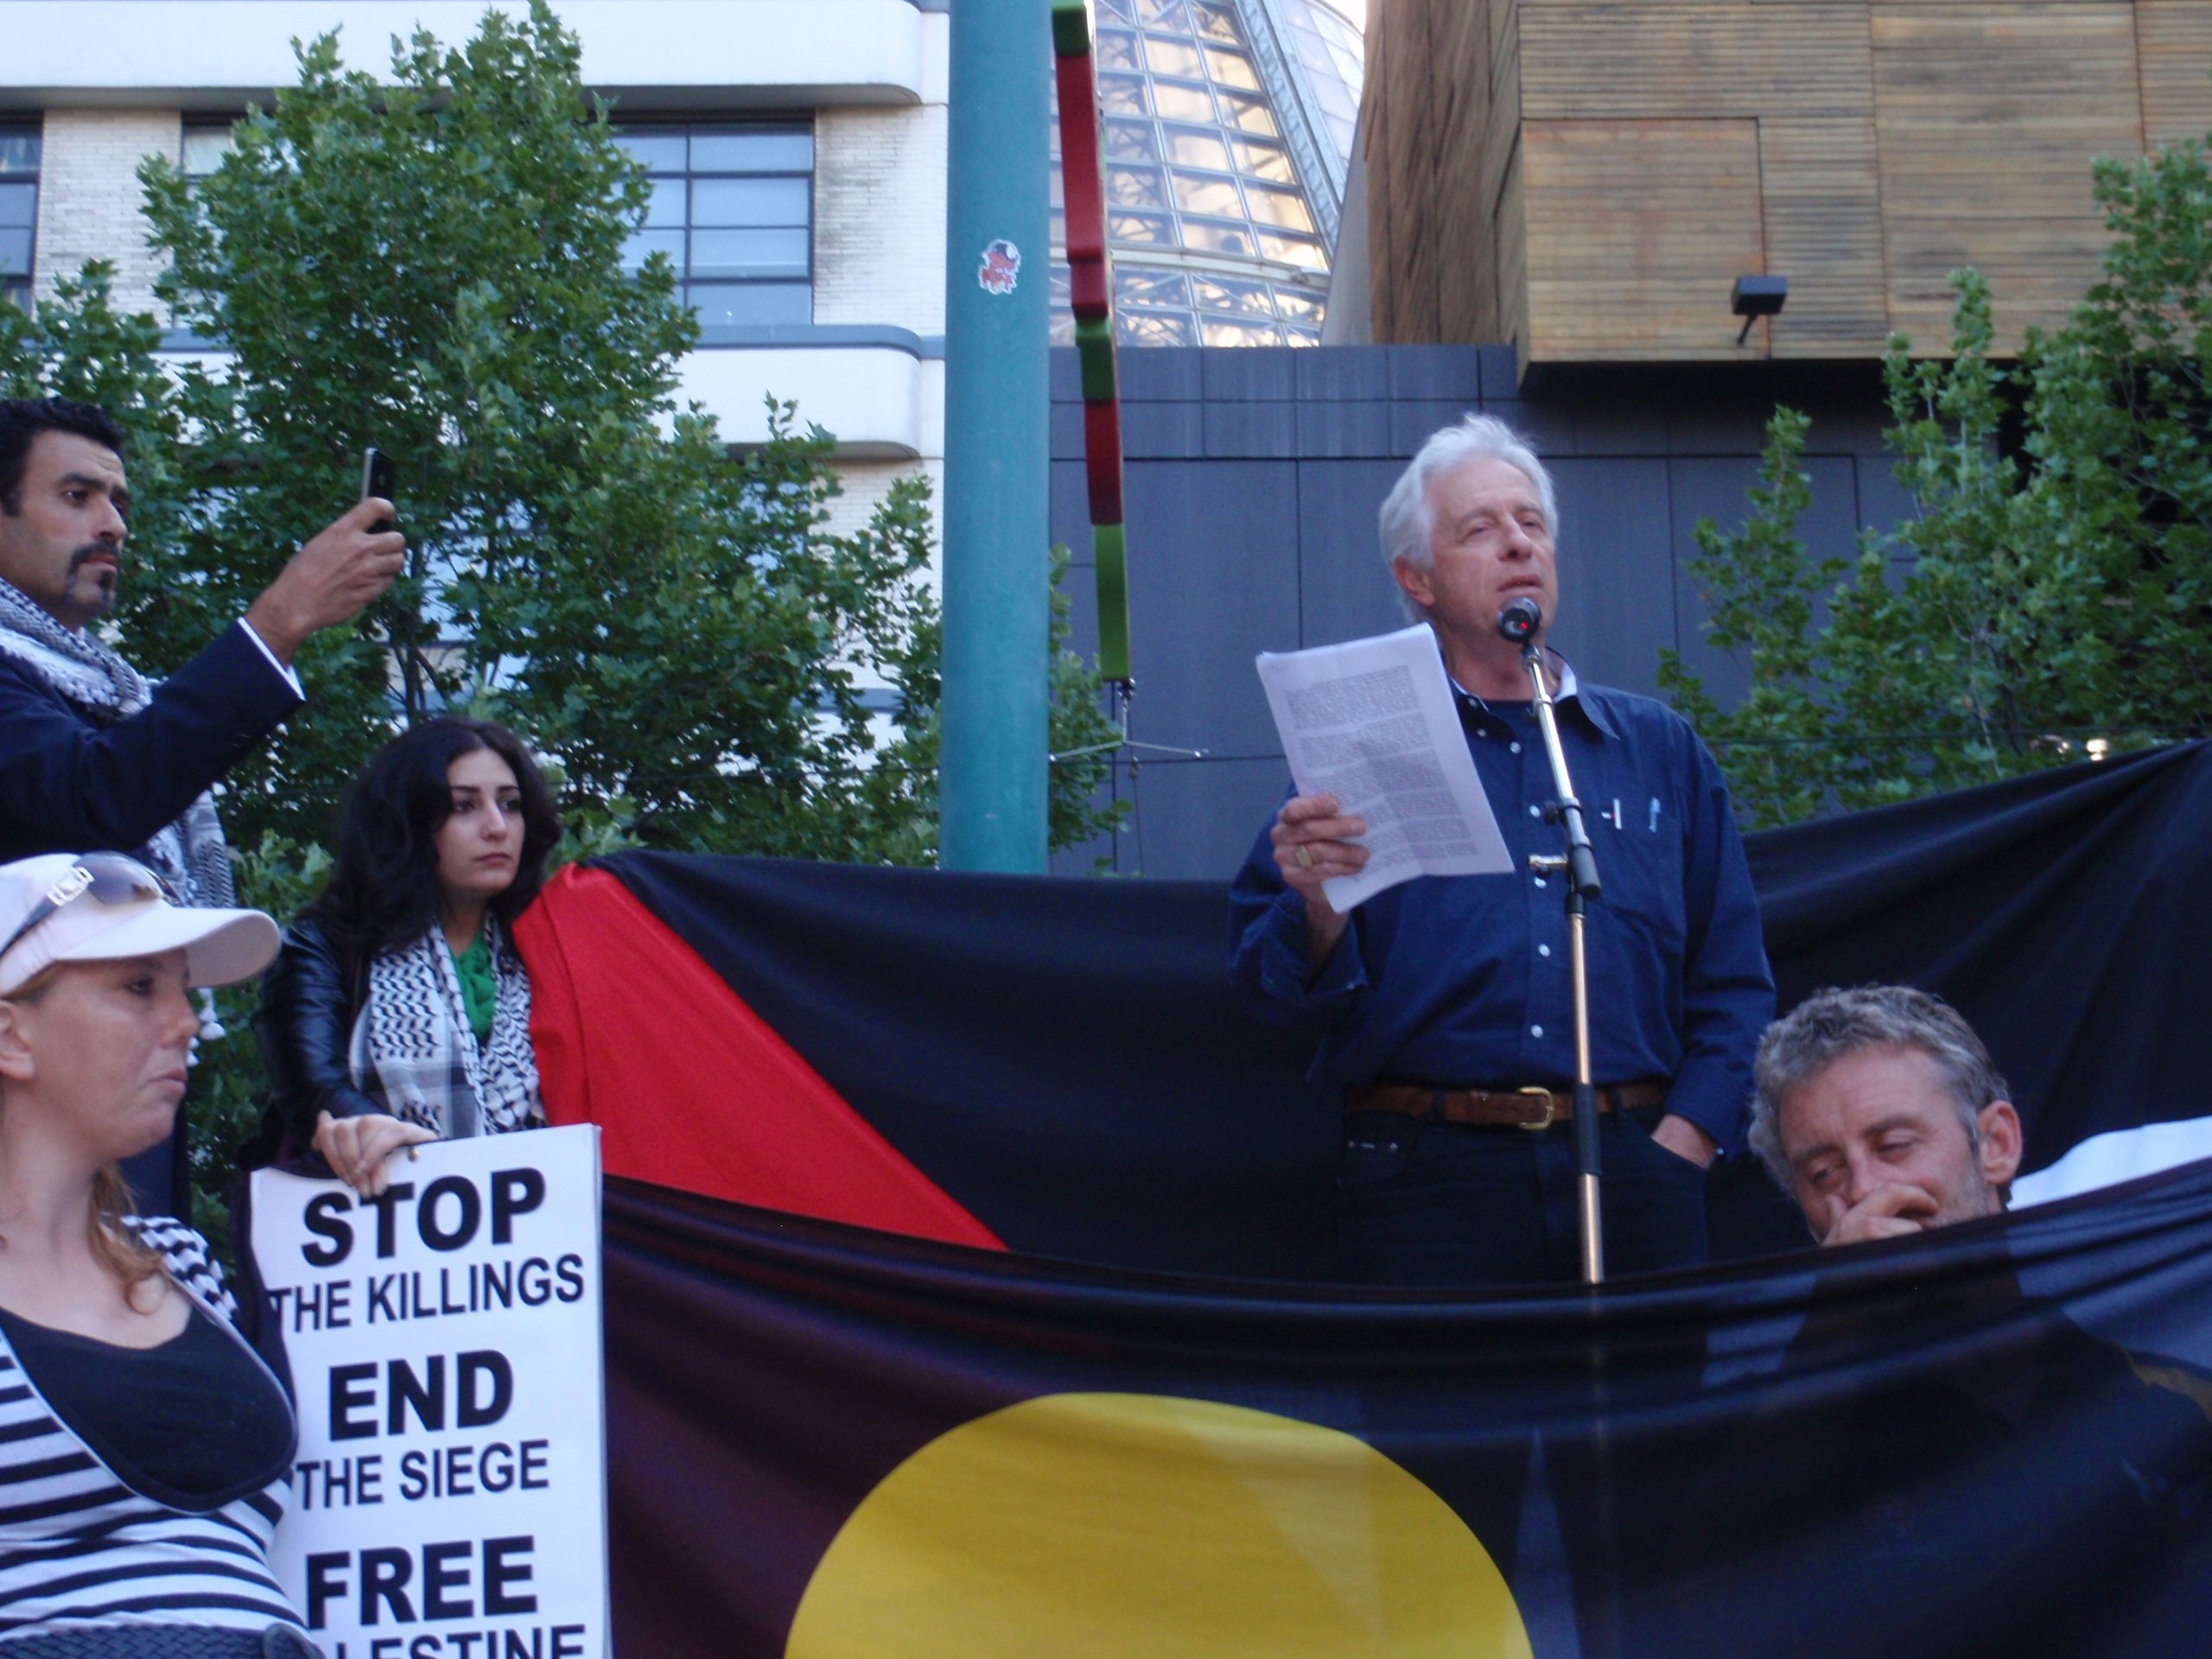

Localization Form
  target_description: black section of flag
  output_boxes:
[602,1163,2212,1656]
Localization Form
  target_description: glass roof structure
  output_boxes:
[1050,0,1365,348]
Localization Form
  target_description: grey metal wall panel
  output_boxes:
[1116,349,1205,402]
[1544,457,1675,698]
[1121,460,1301,760]
[1122,402,1208,458]
[1295,459,1414,648]
[1293,399,1396,458]
[1203,402,1300,458]
[1049,400,1084,457]
[1667,391,1787,458]
[1389,399,1480,453]
[1201,348,1300,402]
[1496,399,1577,458]
[1387,346,1482,401]
[1573,397,1671,458]
[1118,757,1292,881]
[1294,346,1394,401]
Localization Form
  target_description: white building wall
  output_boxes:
[32,111,180,315]
[813,104,946,336]
[7,2,950,473]
[0,3,933,108]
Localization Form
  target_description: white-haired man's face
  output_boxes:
[1778,1043,2024,1248]
[1391,456,1556,648]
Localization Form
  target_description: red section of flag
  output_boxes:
[515,865,1004,1250]
[1084,400,1125,523]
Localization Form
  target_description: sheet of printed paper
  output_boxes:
[1256,623,1514,910]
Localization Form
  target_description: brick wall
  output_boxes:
[811,105,946,334]
[34,110,181,312]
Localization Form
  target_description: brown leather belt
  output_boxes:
[1346,1078,1669,1130]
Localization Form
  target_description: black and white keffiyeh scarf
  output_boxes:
[0,575,236,910]
[346,918,541,1138]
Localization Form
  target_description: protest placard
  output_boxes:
[249,1125,607,1659]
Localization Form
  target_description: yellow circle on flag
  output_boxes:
[786,1391,1532,1658]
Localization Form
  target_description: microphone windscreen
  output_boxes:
[1496,596,1543,643]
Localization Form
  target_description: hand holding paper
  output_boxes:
[1256,624,1513,912]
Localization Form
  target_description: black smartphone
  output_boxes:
[359,447,397,531]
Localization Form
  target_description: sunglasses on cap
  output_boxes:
[0,855,172,966]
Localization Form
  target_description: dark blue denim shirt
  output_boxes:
[1228,667,1775,1150]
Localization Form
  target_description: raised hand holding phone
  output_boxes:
[239,450,408,664]
[359,445,397,531]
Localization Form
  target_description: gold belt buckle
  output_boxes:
[1516,1085,1556,1131]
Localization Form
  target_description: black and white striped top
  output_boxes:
[0,1217,302,1642]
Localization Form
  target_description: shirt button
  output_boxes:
[1539,944,1551,957]
[1528,804,1541,817]
[1534,876,1547,888]
[1530,1024,1544,1038]
[1510,742,1522,753]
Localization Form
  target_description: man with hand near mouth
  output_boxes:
[1749,982,2025,1246]
[0,397,403,1204]
[1228,412,1772,1286]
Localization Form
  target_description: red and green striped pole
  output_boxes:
[1053,0,1133,689]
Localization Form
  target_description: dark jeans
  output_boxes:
[1336,1103,1710,1287]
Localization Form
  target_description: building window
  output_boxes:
[615,124,812,331]
[181,121,237,184]
[0,128,40,313]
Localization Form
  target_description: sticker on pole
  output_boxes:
[978,238,1022,295]
[249,1125,608,1658]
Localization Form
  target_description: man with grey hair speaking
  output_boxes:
[1749,983,2024,1246]
[1229,413,1773,1285]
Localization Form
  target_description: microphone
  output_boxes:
[1496,596,1542,645]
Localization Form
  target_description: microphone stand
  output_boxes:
[1519,639,1605,1287]
[1510,616,1624,1659]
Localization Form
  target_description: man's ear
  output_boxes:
[0,1001,35,1084]
[1977,1099,2024,1190]
[1391,555,1433,613]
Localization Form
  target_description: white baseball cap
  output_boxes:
[0,854,281,997]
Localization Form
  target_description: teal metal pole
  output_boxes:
[939,0,1052,873]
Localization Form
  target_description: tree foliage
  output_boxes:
[1662,139,2212,830]
[6,0,1120,1232]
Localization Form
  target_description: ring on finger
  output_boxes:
[1294,845,1313,869]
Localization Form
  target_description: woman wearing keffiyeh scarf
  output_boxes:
[253,720,563,1196]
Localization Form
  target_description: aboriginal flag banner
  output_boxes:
[511,741,2212,1654]
[599,1163,2212,1656]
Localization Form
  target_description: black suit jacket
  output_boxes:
[0,620,302,863]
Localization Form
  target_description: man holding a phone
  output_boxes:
[0,396,404,1199]
[0,397,404,878]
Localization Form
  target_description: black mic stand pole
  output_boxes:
[1508,609,1624,1659]
[1520,639,1605,1287]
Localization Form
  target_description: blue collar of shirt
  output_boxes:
[1448,652,1619,741]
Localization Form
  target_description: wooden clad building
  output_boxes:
[1362,0,2212,377]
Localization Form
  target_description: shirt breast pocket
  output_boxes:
[1586,784,1688,958]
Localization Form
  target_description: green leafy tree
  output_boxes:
[7,0,1119,1236]
[1665,141,2212,829]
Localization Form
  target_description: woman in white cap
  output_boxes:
[0,853,320,1657]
